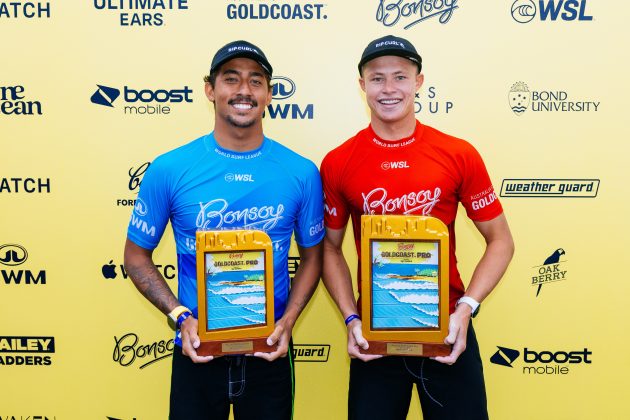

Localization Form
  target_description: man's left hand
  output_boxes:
[433,303,472,365]
[254,318,292,361]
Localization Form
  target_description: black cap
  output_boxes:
[358,35,422,74]
[210,40,273,77]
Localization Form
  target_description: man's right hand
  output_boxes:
[180,316,214,363]
[347,319,382,362]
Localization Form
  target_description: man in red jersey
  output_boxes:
[320,35,515,420]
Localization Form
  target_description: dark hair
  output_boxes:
[203,70,272,90]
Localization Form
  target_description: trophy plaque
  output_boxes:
[359,215,450,357]
[196,230,275,356]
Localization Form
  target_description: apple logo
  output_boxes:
[102,260,117,279]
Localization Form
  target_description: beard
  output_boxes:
[224,95,259,128]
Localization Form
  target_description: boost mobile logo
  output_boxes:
[91,85,121,107]
[491,345,592,375]
[490,346,520,367]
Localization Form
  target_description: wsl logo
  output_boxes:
[91,84,193,115]
[532,248,567,297]
[266,76,313,120]
[508,82,530,115]
[116,161,151,207]
[511,0,593,23]
[508,81,599,114]
[0,244,46,286]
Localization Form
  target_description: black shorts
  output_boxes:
[169,345,294,420]
[348,322,488,420]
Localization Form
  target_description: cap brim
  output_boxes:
[212,52,273,76]
[358,50,421,73]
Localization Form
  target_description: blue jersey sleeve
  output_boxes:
[126,157,171,250]
[293,162,325,248]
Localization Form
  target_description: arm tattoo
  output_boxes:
[126,261,179,314]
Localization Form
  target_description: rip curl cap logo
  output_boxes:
[509,82,530,115]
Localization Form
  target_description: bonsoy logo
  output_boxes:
[532,248,567,297]
[0,244,46,286]
[508,82,530,115]
[265,76,313,120]
[113,333,174,369]
[376,0,459,29]
[511,0,593,23]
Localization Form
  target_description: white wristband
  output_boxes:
[168,305,190,322]
[456,296,480,317]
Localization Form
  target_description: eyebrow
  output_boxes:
[221,69,265,78]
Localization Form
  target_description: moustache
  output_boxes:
[228,95,258,107]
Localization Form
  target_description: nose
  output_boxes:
[382,77,395,93]
[237,80,253,96]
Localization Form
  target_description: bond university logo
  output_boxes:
[507,82,599,114]
[91,85,121,107]
[0,2,51,18]
[509,82,530,115]
[532,248,567,297]
[0,244,46,286]
[376,0,459,29]
[511,0,593,23]
[490,346,520,367]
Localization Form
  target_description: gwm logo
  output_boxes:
[0,244,46,286]
[265,76,312,120]
[271,77,296,100]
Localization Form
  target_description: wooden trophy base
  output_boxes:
[197,337,276,356]
[360,341,451,357]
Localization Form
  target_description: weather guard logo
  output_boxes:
[500,179,599,198]
[511,0,592,23]
[0,244,46,286]
[292,344,330,362]
[0,2,50,18]
[0,336,55,366]
[226,1,328,20]
[93,0,189,26]
[266,76,313,120]
[91,84,192,115]
[508,82,599,115]
[376,0,459,29]
[491,345,592,375]
[1,85,42,115]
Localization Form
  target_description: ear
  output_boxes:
[359,77,366,93]
[204,82,215,103]
[415,73,424,92]
[265,84,272,106]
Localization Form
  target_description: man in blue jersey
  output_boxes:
[124,40,324,420]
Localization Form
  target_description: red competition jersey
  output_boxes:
[320,120,503,313]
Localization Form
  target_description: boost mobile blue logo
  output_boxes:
[91,85,121,107]
[511,0,593,23]
[490,346,520,367]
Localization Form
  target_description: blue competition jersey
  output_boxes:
[127,132,324,331]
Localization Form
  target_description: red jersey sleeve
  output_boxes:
[458,144,503,222]
[320,151,351,230]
